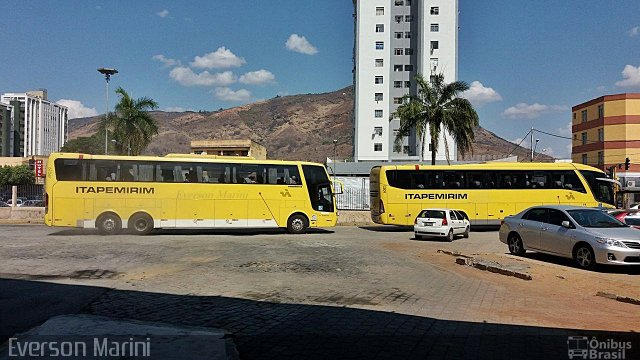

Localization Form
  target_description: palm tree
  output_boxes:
[393,73,479,165]
[101,87,159,156]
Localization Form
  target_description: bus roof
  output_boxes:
[48,152,324,167]
[374,162,605,173]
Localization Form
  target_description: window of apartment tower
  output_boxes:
[597,151,604,165]
[376,24,384,33]
[405,48,413,55]
[376,41,384,50]
[404,31,411,38]
[431,24,439,32]
[374,143,383,151]
[375,76,384,84]
[394,48,404,55]
[394,0,404,6]
[375,59,383,67]
[582,154,588,164]
[395,32,403,39]
[598,128,604,142]
[394,81,402,88]
[598,104,604,118]
[430,41,439,50]
[405,81,411,88]
[394,65,403,71]
[430,7,439,15]
[404,65,414,71]
[395,15,403,23]
[374,127,383,136]
[573,112,576,120]
[581,132,587,145]
[403,146,410,154]
[581,110,587,123]
[375,93,383,101]
[376,7,384,15]
[406,0,412,5]
[405,15,413,22]
[394,97,403,104]
[375,109,383,118]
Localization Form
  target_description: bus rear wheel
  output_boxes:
[287,214,309,234]
[97,213,122,235]
[128,213,154,235]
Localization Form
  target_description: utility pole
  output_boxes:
[98,68,118,155]
[530,128,534,162]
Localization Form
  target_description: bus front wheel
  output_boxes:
[96,213,122,235]
[287,214,309,234]
[128,213,154,235]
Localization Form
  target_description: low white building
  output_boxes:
[1,90,68,156]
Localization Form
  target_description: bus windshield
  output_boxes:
[302,165,334,213]
[579,170,615,206]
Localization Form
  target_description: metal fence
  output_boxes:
[335,176,370,211]
[0,184,45,207]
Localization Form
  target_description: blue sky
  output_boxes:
[1,0,639,158]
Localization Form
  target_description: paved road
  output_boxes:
[1,225,639,359]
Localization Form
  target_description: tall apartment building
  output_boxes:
[0,101,13,156]
[353,0,458,162]
[0,90,68,157]
[571,93,640,187]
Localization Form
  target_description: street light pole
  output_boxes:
[332,139,338,182]
[98,68,118,155]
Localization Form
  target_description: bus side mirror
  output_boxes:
[332,180,344,195]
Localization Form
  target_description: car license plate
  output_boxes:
[424,222,434,226]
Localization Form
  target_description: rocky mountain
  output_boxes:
[68,86,553,163]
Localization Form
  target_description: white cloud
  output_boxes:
[239,69,276,85]
[615,64,640,88]
[169,67,236,87]
[152,54,180,67]
[460,81,502,106]
[56,99,98,119]
[163,107,193,112]
[557,122,572,136]
[628,26,640,37]
[157,9,169,18]
[502,103,567,119]
[285,34,318,55]
[214,87,251,102]
[190,47,246,69]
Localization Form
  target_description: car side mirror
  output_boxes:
[561,220,572,229]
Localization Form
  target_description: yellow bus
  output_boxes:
[45,153,338,234]
[370,162,617,226]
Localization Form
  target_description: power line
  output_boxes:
[506,128,532,158]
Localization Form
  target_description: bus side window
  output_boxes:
[156,164,177,183]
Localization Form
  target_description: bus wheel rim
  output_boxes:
[292,218,304,231]
[135,219,147,231]
[103,218,115,231]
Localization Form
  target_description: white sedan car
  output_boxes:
[414,209,470,241]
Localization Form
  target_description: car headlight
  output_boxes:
[595,237,628,248]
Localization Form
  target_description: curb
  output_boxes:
[454,256,532,281]
[596,291,640,306]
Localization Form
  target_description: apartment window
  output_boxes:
[405,81,411,88]
[581,110,587,123]
[376,6,384,15]
[431,24,439,32]
[375,110,383,118]
[375,93,383,101]
[375,41,384,50]
[405,65,414,71]
[375,76,384,84]
[404,31,411,38]
[394,81,403,88]
[581,132,587,145]
[405,48,413,55]
[395,15,403,23]
[406,0,412,5]
[393,65,403,72]
[582,154,588,164]
[573,112,576,120]
[597,151,604,165]
[598,104,604,118]
[430,41,439,50]
[394,48,404,55]
[376,24,385,33]
[405,15,413,22]
[395,0,404,5]
[598,128,604,142]
[374,143,383,151]
[403,146,410,154]
[375,58,383,67]
[430,7,439,15]
[395,32,403,39]
[394,97,403,104]
[374,127,383,136]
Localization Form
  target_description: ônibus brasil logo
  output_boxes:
[567,336,632,359]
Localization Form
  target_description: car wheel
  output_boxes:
[507,233,525,256]
[287,214,309,234]
[574,244,596,270]
[128,213,154,235]
[97,213,122,235]
[446,229,454,242]
[463,226,470,238]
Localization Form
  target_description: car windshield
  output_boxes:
[567,209,627,228]
[419,210,445,219]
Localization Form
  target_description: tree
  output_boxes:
[101,87,159,156]
[392,73,479,165]
[0,165,35,185]
[60,132,110,154]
